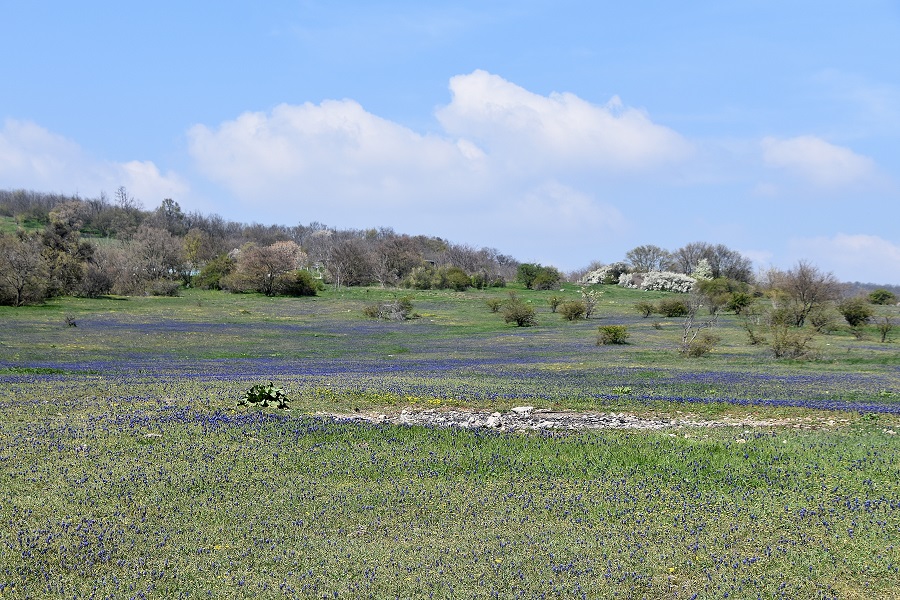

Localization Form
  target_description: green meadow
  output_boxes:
[1,286,899,598]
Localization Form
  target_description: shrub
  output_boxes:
[619,270,696,293]
[808,305,839,333]
[559,301,587,321]
[148,279,181,296]
[869,289,897,305]
[363,296,414,321]
[581,288,602,318]
[275,269,320,296]
[547,295,564,313]
[517,263,561,290]
[76,263,113,298]
[444,266,471,291]
[877,316,894,343]
[403,265,435,290]
[502,294,537,327]
[485,298,503,313]
[681,332,719,357]
[838,297,874,327]
[634,301,655,318]
[597,325,629,345]
[195,253,235,290]
[581,262,631,285]
[657,297,689,317]
[741,313,767,345]
[404,265,472,291]
[726,291,754,315]
[770,323,814,359]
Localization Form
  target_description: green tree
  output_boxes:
[869,289,897,305]
[838,297,874,327]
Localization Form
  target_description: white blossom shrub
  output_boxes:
[692,258,713,280]
[619,270,696,293]
[581,262,632,285]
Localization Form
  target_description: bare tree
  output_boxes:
[0,233,48,305]
[372,235,421,287]
[327,237,373,288]
[705,243,754,282]
[668,242,711,274]
[227,241,304,295]
[772,260,843,327]
[625,244,671,272]
[130,225,185,282]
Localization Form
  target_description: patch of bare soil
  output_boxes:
[317,406,853,433]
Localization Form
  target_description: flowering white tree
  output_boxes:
[619,270,696,293]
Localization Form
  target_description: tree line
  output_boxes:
[0,188,521,305]
[3,187,896,310]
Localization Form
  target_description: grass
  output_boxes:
[1,285,899,598]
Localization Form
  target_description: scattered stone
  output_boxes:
[315,408,850,434]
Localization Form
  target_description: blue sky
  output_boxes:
[2,1,899,282]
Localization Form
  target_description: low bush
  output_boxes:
[148,279,181,297]
[559,301,587,321]
[485,298,503,313]
[275,269,320,296]
[838,297,874,327]
[657,297,689,317]
[681,332,719,357]
[502,294,537,327]
[547,295,564,313]
[597,325,629,345]
[363,296,415,321]
[808,305,839,333]
[634,301,655,318]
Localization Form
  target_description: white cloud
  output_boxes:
[188,99,488,213]
[761,135,875,187]
[511,181,624,233]
[0,118,188,204]
[436,70,691,172]
[789,234,900,284]
[187,71,697,242]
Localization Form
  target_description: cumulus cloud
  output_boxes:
[761,135,875,187]
[436,70,691,172]
[510,181,625,233]
[789,234,900,283]
[0,118,188,204]
[188,99,488,214]
[187,70,693,241]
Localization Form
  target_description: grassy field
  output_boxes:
[1,285,899,598]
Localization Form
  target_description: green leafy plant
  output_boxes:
[838,297,874,327]
[502,293,537,327]
[597,325,629,345]
[547,295,564,313]
[485,298,503,313]
[240,381,290,409]
[657,297,689,317]
[559,300,587,321]
[634,301,655,318]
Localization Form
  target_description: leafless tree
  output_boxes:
[770,260,843,327]
[625,244,671,272]
[0,233,48,305]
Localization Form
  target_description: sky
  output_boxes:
[2,1,899,283]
